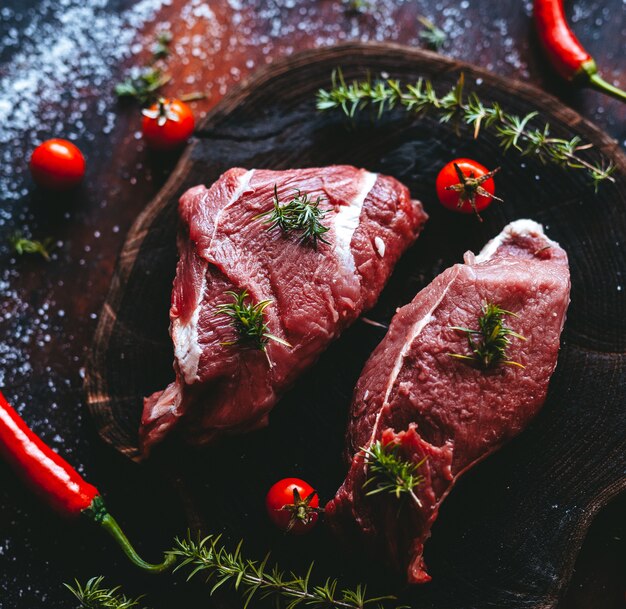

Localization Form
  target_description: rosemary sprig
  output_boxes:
[449,302,526,369]
[362,440,426,508]
[115,31,172,104]
[215,290,290,365]
[9,232,55,261]
[65,577,145,609]
[316,70,616,189]
[255,185,331,249]
[170,533,398,609]
[418,16,447,51]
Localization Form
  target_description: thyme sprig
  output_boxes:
[316,70,616,189]
[363,440,426,508]
[418,16,447,51]
[65,576,145,609]
[255,185,331,249]
[9,232,55,261]
[170,534,398,609]
[449,302,526,369]
[215,289,290,365]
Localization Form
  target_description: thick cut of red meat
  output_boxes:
[140,166,427,453]
[325,219,571,584]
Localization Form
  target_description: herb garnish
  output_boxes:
[418,16,447,51]
[171,534,398,609]
[65,576,144,609]
[255,185,331,249]
[316,70,615,189]
[449,302,526,369]
[215,290,290,365]
[10,232,55,261]
[363,440,426,508]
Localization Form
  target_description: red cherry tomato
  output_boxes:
[141,98,195,151]
[29,139,86,190]
[435,158,501,219]
[265,478,321,535]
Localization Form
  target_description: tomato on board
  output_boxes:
[265,478,322,535]
[29,139,86,190]
[435,158,502,219]
[141,98,195,151]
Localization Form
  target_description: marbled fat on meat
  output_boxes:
[140,166,428,453]
[325,219,571,584]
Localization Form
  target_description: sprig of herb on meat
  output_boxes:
[255,185,331,249]
[9,232,55,261]
[418,16,447,51]
[65,576,145,609]
[170,533,398,609]
[449,302,526,369]
[316,70,616,189]
[363,440,426,508]
[215,290,290,365]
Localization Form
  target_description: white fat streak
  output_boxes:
[474,219,555,263]
[374,236,386,258]
[333,171,378,273]
[173,169,255,384]
[364,274,457,454]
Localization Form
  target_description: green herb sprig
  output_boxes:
[65,576,145,609]
[10,232,55,261]
[215,290,290,365]
[363,440,426,508]
[115,31,172,104]
[418,16,447,51]
[449,302,526,369]
[170,534,397,609]
[316,70,615,190]
[255,185,331,249]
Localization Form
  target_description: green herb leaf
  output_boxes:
[114,67,171,105]
[316,70,616,188]
[215,290,291,365]
[418,16,447,51]
[362,440,426,507]
[10,232,55,261]
[255,185,331,249]
[169,533,399,609]
[449,302,526,369]
[65,576,146,609]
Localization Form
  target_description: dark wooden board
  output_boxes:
[85,43,626,609]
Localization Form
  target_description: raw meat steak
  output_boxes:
[140,166,427,454]
[325,219,571,584]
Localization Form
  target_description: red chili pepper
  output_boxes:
[533,0,626,102]
[0,389,174,572]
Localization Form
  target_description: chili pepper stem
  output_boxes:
[84,496,176,573]
[585,70,626,103]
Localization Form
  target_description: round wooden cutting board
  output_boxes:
[85,43,626,609]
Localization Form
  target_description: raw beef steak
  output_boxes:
[325,219,571,584]
[140,166,427,453]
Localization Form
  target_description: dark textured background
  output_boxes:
[0,1,624,608]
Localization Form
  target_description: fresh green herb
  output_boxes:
[344,0,372,13]
[65,576,145,609]
[10,232,55,261]
[215,290,290,365]
[170,533,398,609]
[418,16,447,51]
[255,185,331,249]
[151,30,172,60]
[316,70,616,189]
[449,302,526,369]
[362,440,426,508]
[114,67,171,104]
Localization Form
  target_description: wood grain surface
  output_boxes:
[0,2,624,609]
[86,44,626,609]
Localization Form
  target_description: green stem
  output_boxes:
[83,496,176,573]
[588,73,626,103]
